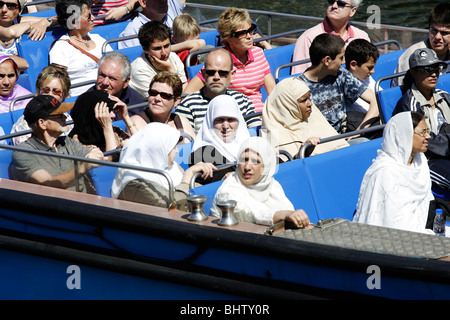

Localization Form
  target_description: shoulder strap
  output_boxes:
[53,39,99,63]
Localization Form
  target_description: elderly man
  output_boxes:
[291,0,370,75]
[391,3,450,87]
[9,95,104,194]
[174,48,261,134]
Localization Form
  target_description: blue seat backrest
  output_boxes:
[17,73,32,92]
[372,49,406,90]
[199,30,219,47]
[116,46,142,63]
[186,63,203,80]
[22,8,56,17]
[264,43,295,80]
[175,141,193,171]
[437,73,450,91]
[302,138,382,222]
[90,165,118,198]
[94,20,130,50]
[0,109,26,143]
[0,149,12,179]
[189,179,224,215]
[376,85,403,123]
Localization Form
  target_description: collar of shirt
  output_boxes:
[225,44,255,67]
[322,16,355,42]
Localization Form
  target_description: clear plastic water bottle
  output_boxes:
[433,208,445,236]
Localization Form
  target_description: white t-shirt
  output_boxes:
[346,76,378,113]
[49,33,112,97]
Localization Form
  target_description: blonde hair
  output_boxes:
[172,13,200,42]
[36,65,71,100]
[217,7,252,45]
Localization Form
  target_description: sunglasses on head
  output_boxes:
[204,69,230,78]
[327,0,352,8]
[0,0,19,10]
[41,86,63,97]
[148,89,175,100]
[231,23,257,38]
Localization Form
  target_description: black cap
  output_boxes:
[24,95,73,125]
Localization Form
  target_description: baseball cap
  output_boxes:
[409,48,448,69]
[24,95,73,125]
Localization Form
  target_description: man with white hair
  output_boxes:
[291,0,370,74]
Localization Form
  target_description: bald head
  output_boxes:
[205,48,234,71]
[202,48,236,98]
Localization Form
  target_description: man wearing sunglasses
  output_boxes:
[292,0,369,75]
[174,48,261,134]
[392,3,450,87]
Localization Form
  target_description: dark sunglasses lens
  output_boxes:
[1,1,18,9]
[149,89,173,100]
[205,69,229,77]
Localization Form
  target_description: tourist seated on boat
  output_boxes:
[291,0,370,75]
[87,52,144,116]
[262,77,348,161]
[69,90,138,161]
[128,20,187,100]
[49,0,113,97]
[111,122,216,211]
[118,0,185,49]
[189,94,250,184]
[391,3,450,87]
[174,48,261,134]
[9,95,104,195]
[353,112,435,235]
[183,7,276,113]
[298,33,378,144]
[130,71,194,143]
[91,0,139,26]
[210,136,313,228]
[11,65,72,146]
[392,48,450,192]
[0,53,31,113]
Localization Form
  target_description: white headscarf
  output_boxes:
[111,123,183,198]
[210,136,294,226]
[353,112,434,234]
[193,95,250,162]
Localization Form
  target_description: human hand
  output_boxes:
[148,55,174,72]
[302,137,321,146]
[84,147,105,170]
[104,6,128,21]
[27,19,47,41]
[285,209,313,229]
[94,101,113,129]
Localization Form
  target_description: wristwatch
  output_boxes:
[47,17,53,26]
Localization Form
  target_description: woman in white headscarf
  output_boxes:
[189,94,250,184]
[262,77,348,161]
[111,122,216,211]
[353,111,435,234]
[210,136,313,227]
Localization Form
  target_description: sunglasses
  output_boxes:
[232,23,257,38]
[41,86,63,97]
[204,69,230,78]
[327,0,352,8]
[148,89,175,100]
[0,0,19,10]
[415,65,443,75]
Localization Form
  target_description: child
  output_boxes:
[171,14,207,65]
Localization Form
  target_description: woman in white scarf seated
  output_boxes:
[210,136,313,228]
[189,95,250,185]
[262,77,348,161]
[111,122,216,211]
[353,111,435,234]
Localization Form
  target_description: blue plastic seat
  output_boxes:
[0,149,12,179]
[186,63,203,80]
[437,73,450,91]
[175,141,193,171]
[90,165,118,198]
[199,30,219,47]
[263,43,295,80]
[372,49,406,90]
[376,85,403,123]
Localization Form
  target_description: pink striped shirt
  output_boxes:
[92,0,129,25]
[198,45,271,112]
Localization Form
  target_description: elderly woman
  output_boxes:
[353,112,434,234]
[392,48,450,192]
[262,77,349,161]
[49,0,112,97]
[0,53,31,113]
[190,94,250,184]
[111,122,216,211]
[183,7,276,112]
[210,136,313,228]
[130,71,195,142]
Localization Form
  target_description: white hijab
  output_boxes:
[111,122,183,198]
[210,136,294,226]
[353,112,434,234]
[193,94,250,162]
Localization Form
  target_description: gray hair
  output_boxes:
[98,52,131,81]
[350,0,362,8]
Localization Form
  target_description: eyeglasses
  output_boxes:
[41,86,63,97]
[430,26,450,37]
[148,89,175,100]
[82,12,92,20]
[414,128,431,137]
[415,65,443,75]
[204,69,230,78]
[327,0,352,8]
[232,23,257,38]
[0,1,19,10]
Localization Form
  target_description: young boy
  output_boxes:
[298,33,379,138]
[128,20,187,100]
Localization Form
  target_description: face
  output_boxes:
[429,25,450,56]
[297,91,313,119]
[145,38,171,62]
[411,64,442,93]
[351,57,376,81]
[203,52,235,96]
[213,116,239,142]
[40,78,64,102]
[326,47,345,75]
[97,59,128,97]
[44,113,70,135]
[0,59,16,97]
[227,22,254,53]
[326,0,356,22]
[148,82,177,118]
[411,119,430,157]
[78,5,94,34]
[238,149,264,186]
[0,0,19,26]
[141,0,168,21]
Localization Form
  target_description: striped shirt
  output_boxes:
[174,89,261,134]
[197,45,271,113]
[91,0,130,25]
